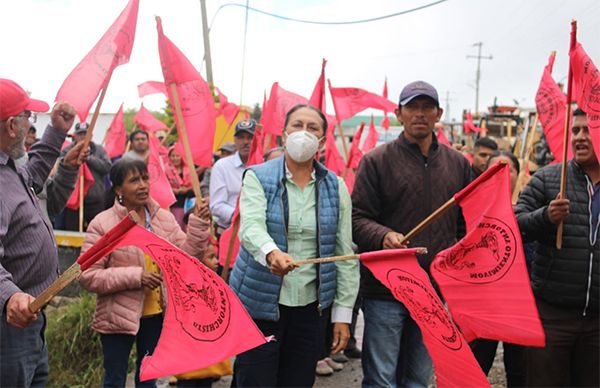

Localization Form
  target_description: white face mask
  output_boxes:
[285,130,320,163]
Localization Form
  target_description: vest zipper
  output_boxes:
[315,178,322,316]
[583,176,596,316]
[276,185,288,321]
[583,251,593,317]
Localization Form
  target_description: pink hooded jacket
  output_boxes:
[79,199,210,335]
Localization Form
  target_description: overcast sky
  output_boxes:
[1,0,599,122]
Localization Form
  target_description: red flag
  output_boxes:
[328,81,397,122]
[431,162,545,346]
[463,111,481,134]
[361,248,489,388]
[309,59,327,112]
[536,52,570,162]
[324,126,345,177]
[138,81,167,98]
[55,0,139,122]
[104,104,126,159]
[77,218,270,380]
[362,115,379,153]
[437,126,451,147]
[65,163,96,210]
[216,88,240,125]
[570,42,600,159]
[262,83,308,136]
[135,104,168,134]
[147,134,176,209]
[156,17,216,168]
[381,77,391,131]
[347,122,365,170]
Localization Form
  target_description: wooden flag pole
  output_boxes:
[400,197,457,245]
[327,79,350,159]
[160,123,177,147]
[78,174,85,232]
[556,20,577,250]
[221,215,240,281]
[169,83,203,201]
[512,113,539,204]
[295,247,428,266]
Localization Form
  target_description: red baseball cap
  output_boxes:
[0,78,49,121]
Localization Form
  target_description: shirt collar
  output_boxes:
[284,160,316,181]
[0,150,9,166]
[233,151,245,167]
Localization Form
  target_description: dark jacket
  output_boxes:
[515,161,599,315]
[352,133,471,300]
[61,142,111,205]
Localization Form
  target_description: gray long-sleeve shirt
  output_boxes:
[0,126,66,311]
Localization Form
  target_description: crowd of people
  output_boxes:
[1,76,598,388]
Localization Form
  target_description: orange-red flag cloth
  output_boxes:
[347,122,365,170]
[437,127,451,147]
[156,17,216,168]
[381,78,391,131]
[216,88,240,125]
[324,125,345,177]
[328,81,397,122]
[361,248,489,388]
[309,59,327,112]
[65,163,95,210]
[104,104,126,159]
[431,162,545,347]
[76,218,271,380]
[463,111,481,134]
[135,104,168,134]
[362,116,380,153]
[536,52,570,162]
[570,42,600,159]
[148,134,176,209]
[262,82,308,136]
[138,81,167,98]
[55,0,138,122]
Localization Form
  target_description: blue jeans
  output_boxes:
[100,314,163,387]
[0,312,48,387]
[362,298,432,388]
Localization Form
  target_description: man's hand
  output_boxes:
[547,194,570,224]
[50,102,76,133]
[6,292,37,328]
[193,198,211,221]
[266,250,297,276]
[62,142,90,167]
[383,231,408,249]
[141,272,162,289]
[331,322,350,354]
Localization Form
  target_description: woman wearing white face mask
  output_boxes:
[229,104,359,387]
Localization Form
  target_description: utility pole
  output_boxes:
[467,42,492,114]
[200,0,214,86]
[441,90,454,122]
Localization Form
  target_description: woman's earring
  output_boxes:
[118,195,124,204]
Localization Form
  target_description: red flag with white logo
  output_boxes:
[329,81,397,122]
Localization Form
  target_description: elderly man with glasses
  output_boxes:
[0,78,77,386]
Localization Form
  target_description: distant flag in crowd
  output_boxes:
[216,88,240,125]
[463,111,481,134]
[431,162,545,346]
[156,16,216,168]
[362,115,379,153]
[361,248,490,388]
[55,0,139,122]
[147,134,176,208]
[262,82,308,136]
[535,52,570,162]
[381,77,391,131]
[104,104,126,159]
[324,124,346,177]
[437,125,452,147]
[328,80,397,122]
[135,104,168,134]
[309,59,327,112]
[570,41,600,159]
[346,122,366,171]
[65,163,95,210]
[138,81,167,98]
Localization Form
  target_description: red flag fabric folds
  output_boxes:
[570,42,600,159]
[156,17,216,168]
[147,134,176,209]
[535,52,569,162]
[138,81,167,98]
[309,59,327,112]
[135,104,168,134]
[65,163,95,210]
[77,219,270,380]
[328,81,397,122]
[361,248,489,388]
[262,83,308,136]
[55,0,139,122]
[381,78,391,131]
[216,88,240,125]
[347,122,365,170]
[463,112,481,134]
[324,126,345,177]
[431,162,545,346]
[437,127,451,147]
[104,104,126,159]
[362,116,379,153]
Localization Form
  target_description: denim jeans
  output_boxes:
[0,312,48,387]
[362,298,432,388]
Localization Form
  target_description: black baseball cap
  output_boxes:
[234,119,256,137]
[399,81,439,107]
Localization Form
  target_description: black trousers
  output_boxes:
[526,299,599,387]
[471,339,525,387]
[232,303,326,388]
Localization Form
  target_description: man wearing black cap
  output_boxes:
[209,119,255,231]
[352,81,471,387]
[60,122,112,230]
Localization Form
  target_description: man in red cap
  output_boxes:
[0,78,77,386]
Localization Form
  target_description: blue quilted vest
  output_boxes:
[229,156,339,321]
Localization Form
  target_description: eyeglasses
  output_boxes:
[16,111,37,124]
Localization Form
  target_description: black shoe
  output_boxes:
[344,347,362,359]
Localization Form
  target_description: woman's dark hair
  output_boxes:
[110,158,148,189]
[129,129,149,143]
[573,107,586,117]
[283,104,328,133]
[488,150,520,175]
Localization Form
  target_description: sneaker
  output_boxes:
[330,352,349,363]
[344,347,362,359]
[316,359,334,376]
[325,357,344,371]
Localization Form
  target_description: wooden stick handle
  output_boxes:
[221,215,240,281]
[295,254,359,266]
[83,73,111,151]
[29,263,82,313]
[400,197,457,244]
[513,113,539,204]
[78,173,85,232]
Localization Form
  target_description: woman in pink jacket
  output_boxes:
[79,159,211,387]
